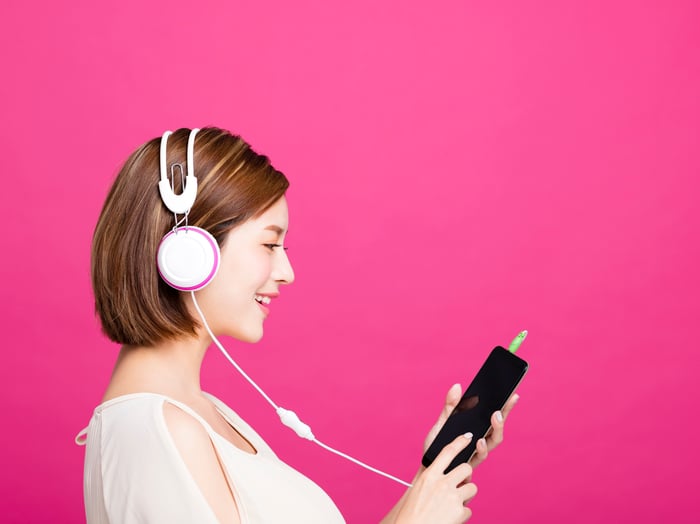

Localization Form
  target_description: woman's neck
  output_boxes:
[102,334,212,402]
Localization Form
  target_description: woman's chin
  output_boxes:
[245,331,264,344]
[229,327,264,344]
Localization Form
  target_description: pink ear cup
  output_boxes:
[157,226,220,291]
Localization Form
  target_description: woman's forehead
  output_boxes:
[256,196,289,231]
[235,197,289,236]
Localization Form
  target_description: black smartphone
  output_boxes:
[421,346,529,473]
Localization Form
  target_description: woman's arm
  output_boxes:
[379,471,418,524]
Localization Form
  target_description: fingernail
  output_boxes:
[463,432,473,440]
[479,438,487,449]
[495,411,503,423]
[513,394,520,403]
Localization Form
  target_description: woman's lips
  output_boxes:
[255,293,277,316]
[257,302,270,316]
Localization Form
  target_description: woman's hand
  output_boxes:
[382,385,520,524]
[394,433,478,524]
[424,384,520,469]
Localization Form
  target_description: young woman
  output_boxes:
[78,127,518,523]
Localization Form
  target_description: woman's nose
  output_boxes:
[273,249,295,285]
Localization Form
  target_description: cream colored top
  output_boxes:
[77,392,345,523]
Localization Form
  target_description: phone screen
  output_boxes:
[421,346,528,473]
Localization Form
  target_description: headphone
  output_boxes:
[156,128,221,291]
[155,128,411,487]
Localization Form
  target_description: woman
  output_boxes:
[78,127,518,523]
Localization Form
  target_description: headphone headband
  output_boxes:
[158,128,201,214]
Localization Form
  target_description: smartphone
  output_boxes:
[421,346,529,473]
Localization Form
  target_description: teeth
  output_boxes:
[255,295,271,305]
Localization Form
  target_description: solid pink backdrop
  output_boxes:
[2,0,698,522]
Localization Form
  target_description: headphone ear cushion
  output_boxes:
[157,226,221,291]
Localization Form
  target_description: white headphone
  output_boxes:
[156,129,221,291]
[155,128,411,487]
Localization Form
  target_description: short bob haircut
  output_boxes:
[92,127,289,347]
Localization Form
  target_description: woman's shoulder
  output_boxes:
[93,392,223,436]
[81,392,223,524]
[92,393,175,439]
[92,392,178,427]
[83,390,269,457]
[96,391,170,410]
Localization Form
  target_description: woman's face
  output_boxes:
[189,196,294,343]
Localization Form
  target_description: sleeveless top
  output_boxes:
[76,392,346,523]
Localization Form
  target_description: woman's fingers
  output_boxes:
[501,393,519,420]
[458,480,478,504]
[430,432,473,476]
[484,394,519,450]
[470,394,520,468]
[441,384,463,419]
[435,384,462,432]
[446,461,474,486]
[468,437,489,468]
[423,384,462,452]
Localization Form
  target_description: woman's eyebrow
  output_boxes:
[264,225,285,234]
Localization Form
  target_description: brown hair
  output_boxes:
[91,127,289,346]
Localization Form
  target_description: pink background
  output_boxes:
[2,0,698,522]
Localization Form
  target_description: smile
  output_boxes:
[254,295,271,305]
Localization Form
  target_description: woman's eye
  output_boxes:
[263,243,288,251]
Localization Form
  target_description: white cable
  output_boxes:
[191,291,280,411]
[312,438,413,487]
[190,291,413,488]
